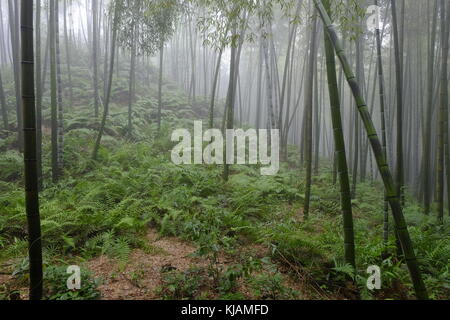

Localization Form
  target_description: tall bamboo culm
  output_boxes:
[374,0,389,246]
[322,0,355,269]
[21,0,43,300]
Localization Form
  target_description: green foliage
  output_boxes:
[0,150,22,181]
[249,272,299,300]
[158,267,205,300]
[328,0,366,40]
[43,265,101,300]
[115,0,180,55]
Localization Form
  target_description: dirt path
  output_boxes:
[86,229,210,299]
[86,229,312,300]
[1,229,316,300]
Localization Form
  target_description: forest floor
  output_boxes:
[85,229,312,300]
[0,228,319,300]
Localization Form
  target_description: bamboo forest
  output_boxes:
[0,0,449,303]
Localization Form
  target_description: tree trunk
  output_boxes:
[438,0,449,224]
[210,48,224,128]
[256,39,263,130]
[422,2,438,215]
[35,0,43,190]
[261,28,276,129]
[50,0,59,182]
[128,27,137,136]
[92,0,99,117]
[391,0,405,205]
[21,0,43,300]
[323,0,355,269]
[223,25,238,181]
[92,0,119,160]
[64,0,73,108]
[0,70,8,129]
[157,41,164,133]
[8,0,23,151]
[56,0,64,175]
[303,13,318,219]
[375,0,389,246]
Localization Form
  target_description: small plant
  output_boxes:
[158,267,206,300]
[0,284,21,300]
[249,272,299,300]
[44,265,101,300]
[216,264,244,294]
[129,268,146,288]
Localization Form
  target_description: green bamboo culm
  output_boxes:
[92,0,121,160]
[440,0,450,220]
[322,0,355,270]
[50,0,58,182]
[302,14,318,220]
[439,0,449,223]
[312,0,428,300]
[390,0,404,206]
[223,24,238,182]
[21,0,43,300]
[374,0,389,248]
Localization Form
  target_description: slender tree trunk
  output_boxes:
[188,15,196,105]
[375,0,389,246]
[0,0,8,65]
[128,26,137,136]
[103,16,110,101]
[8,0,23,151]
[223,25,238,181]
[303,13,318,219]
[279,0,302,156]
[92,0,99,117]
[157,41,164,133]
[0,70,8,129]
[35,0,43,190]
[261,26,276,129]
[351,33,364,199]
[21,0,43,300]
[391,0,405,205]
[438,0,449,223]
[50,0,59,182]
[313,57,320,175]
[64,0,73,108]
[443,1,450,218]
[41,21,50,98]
[56,0,64,175]
[323,0,355,269]
[210,48,224,128]
[256,39,263,130]
[422,2,438,215]
[92,0,119,160]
